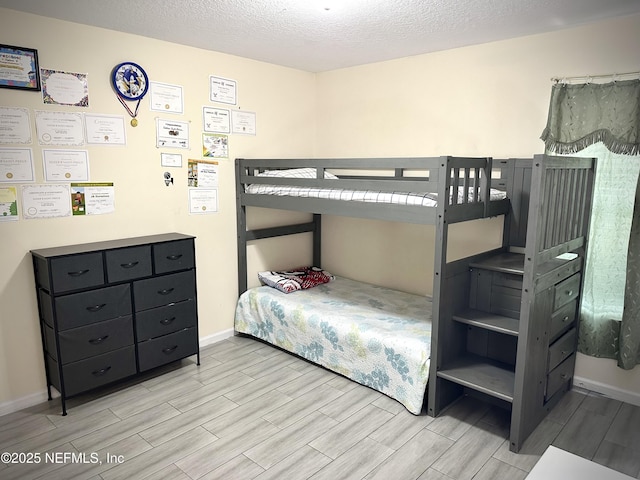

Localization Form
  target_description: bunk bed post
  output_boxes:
[428,156,452,416]
[236,158,248,294]
[481,157,492,217]
[312,214,322,267]
[510,154,596,451]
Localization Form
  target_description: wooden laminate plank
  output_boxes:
[263,383,346,430]
[71,401,180,452]
[473,458,528,480]
[365,429,454,480]
[308,405,393,460]
[426,395,491,441]
[252,445,332,480]
[308,437,394,480]
[553,404,621,459]
[101,426,217,480]
[175,419,279,479]
[430,421,508,480]
[368,408,435,450]
[245,411,338,469]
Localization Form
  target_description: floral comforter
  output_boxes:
[234,276,432,414]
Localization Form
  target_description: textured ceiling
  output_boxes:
[1,0,640,72]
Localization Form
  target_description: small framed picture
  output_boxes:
[0,44,41,91]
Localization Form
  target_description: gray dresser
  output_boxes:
[31,233,199,415]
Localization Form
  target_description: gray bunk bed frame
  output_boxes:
[235,154,595,452]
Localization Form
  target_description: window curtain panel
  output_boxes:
[541,79,640,369]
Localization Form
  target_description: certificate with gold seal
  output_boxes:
[42,149,89,182]
[85,114,127,145]
[0,147,35,182]
[150,81,183,114]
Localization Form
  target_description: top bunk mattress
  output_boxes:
[234,275,433,414]
[244,168,507,207]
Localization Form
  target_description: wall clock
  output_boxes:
[111,62,149,126]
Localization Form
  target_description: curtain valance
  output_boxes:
[541,79,640,155]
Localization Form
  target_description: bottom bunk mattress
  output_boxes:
[234,276,432,414]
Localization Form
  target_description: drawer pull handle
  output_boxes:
[67,269,90,277]
[162,345,178,355]
[157,288,175,296]
[89,335,109,345]
[166,254,183,261]
[92,366,112,377]
[86,303,107,313]
[560,374,568,380]
[120,261,139,269]
[563,315,570,322]
[566,290,573,296]
[160,317,176,326]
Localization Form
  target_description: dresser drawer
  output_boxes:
[51,284,131,330]
[138,327,198,372]
[550,299,577,342]
[546,354,575,401]
[53,316,134,364]
[50,253,104,293]
[153,239,195,274]
[548,327,577,372]
[133,270,195,311]
[135,299,196,340]
[60,346,136,397]
[554,273,581,311]
[106,246,152,283]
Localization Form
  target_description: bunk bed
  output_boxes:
[234,154,595,452]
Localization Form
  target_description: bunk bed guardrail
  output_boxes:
[235,156,512,294]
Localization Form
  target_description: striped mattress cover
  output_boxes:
[245,168,506,207]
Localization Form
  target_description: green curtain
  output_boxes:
[541,79,640,155]
[541,79,640,369]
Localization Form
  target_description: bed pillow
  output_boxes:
[258,266,334,293]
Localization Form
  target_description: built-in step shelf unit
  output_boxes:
[428,155,596,452]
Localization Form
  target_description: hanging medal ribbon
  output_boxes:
[116,94,142,127]
[110,62,149,127]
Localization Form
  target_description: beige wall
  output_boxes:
[1,7,639,411]
[315,13,640,400]
[0,8,316,409]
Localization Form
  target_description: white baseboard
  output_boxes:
[0,390,56,418]
[199,328,235,347]
[0,331,236,418]
[573,375,640,407]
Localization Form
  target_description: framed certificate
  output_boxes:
[0,44,40,91]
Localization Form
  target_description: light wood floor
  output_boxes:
[2,335,640,480]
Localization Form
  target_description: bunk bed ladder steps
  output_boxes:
[437,251,524,404]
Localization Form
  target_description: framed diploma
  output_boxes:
[0,44,40,91]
